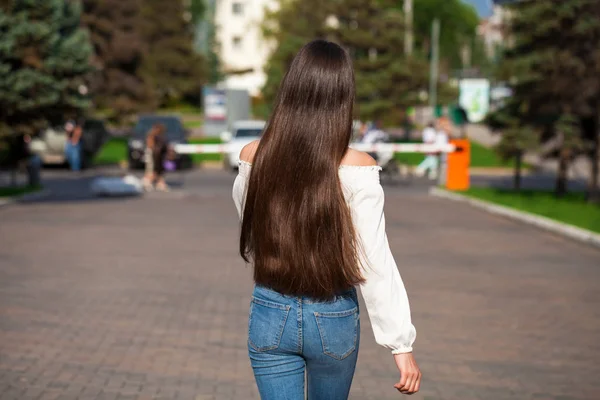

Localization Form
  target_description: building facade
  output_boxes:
[477,4,509,60]
[214,0,278,96]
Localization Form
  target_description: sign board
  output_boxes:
[203,87,227,121]
[459,79,490,123]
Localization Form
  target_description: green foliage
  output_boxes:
[0,0,93,136]
[495,115,539,161]
[262,0,457,124]
[410,0,481,70]
[82,0,153,122]
[261,0,331,108]
[497,0,600,197]
[139,0,207,108]
[188,0,206,25]
[82,0,209,120]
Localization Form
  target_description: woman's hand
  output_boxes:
[393,352,421,395]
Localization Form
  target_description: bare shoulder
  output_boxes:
[341,148,377,167]
[239,140,260,163]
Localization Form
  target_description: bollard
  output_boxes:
[446,139,470,191]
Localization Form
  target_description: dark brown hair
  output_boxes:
[240,40,364,300]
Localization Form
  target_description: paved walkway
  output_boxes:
[1,170,599,400]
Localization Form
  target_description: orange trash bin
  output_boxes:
[446,139,470,191]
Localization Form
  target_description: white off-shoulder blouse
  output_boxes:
[232,160,416,354]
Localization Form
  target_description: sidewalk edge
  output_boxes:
[429,187,600,249]
[0,189,52,209]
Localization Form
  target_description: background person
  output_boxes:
[414,121,438,179]
[64,120,82,171]
[435,117,452,185]
[233,40,420,399]
[142,123,169,192]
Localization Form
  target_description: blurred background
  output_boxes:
[0,0,599,399]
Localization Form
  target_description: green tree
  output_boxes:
[499,0,600,199]
[139,0,207,107]
[261,0,331,111]
[494,114,539,192]
[82,0,153,121]
[262,0,456,124]
[0,0,93,137]
[410,0,481,71]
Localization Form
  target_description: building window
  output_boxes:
[232,2,243,15]
[232,36,242,49]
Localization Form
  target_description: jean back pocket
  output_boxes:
[248,297,291,352]
[314,307,359,360]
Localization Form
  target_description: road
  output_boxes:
[1,168,599,400]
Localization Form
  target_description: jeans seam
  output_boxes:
[297,297,302,353]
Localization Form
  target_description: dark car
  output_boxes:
[127,115,192,170]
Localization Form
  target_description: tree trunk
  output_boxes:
[514,150,522,192]
[587,115,600,203]
[556,147,570,197]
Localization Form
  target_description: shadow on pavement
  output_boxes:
[16,165,188,205]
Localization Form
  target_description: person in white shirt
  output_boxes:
[232,40,420,399]
[415,121,439,179]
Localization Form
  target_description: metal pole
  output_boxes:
[429,18,440,110]
[404,0,413,57]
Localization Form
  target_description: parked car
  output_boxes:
[221,120,266,171]
[29,118,109,168]
[127,115,192,170]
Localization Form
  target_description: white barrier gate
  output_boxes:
[174,143,456,155]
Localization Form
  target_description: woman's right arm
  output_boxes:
[351,179,421,394]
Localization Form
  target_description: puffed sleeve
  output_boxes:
[350,180,416,354]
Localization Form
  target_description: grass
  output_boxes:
[0,185,41,198]
[189,137,222,162]
[394,141,528,169]
[94,137,128,165]
[184,120,203,129]
[461,187,600,234]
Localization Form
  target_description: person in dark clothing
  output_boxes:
[142,123,169,191]
[152,127,169,191]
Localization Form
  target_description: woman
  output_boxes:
[232,40,420,399]
[142,123,169,191]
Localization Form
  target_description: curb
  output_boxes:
[0,189,52,209]
[429,187,600,249]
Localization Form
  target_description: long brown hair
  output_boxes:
[240,40,364,300]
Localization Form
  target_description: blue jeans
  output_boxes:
[248,285,360,400]
[65,141,81,171]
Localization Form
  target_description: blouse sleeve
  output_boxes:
[350,180,416,354]
[232,170,248,218]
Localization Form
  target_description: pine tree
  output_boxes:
[0,0,93,137]
[495,113,539,192]
[81,0,152,120]
[139,0,207,107]
[501,0,600,199]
